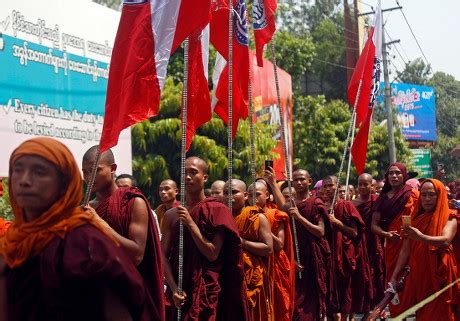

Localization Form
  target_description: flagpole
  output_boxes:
[82,148,101,206]
[246,12,256,198]
[270,42,301,279]
[227,0,234,211]
[344,111,357,199]
[330,79,362,211]
[176,37,190,321]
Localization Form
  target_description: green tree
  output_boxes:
[396,58,432,86]
[0,180,13,221]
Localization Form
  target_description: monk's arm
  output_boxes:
[160,220,178,293]
[406,218,457,248]
[289,207,325,238]
[264,167,286,209]
[179,206,225,262]
[390,239,410,284]
[371,211,399,240]
[332,217,358,238]
[272,221,285,252]
[242,214,273,257]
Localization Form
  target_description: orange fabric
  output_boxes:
[265,208,295,321]
[385,188,419,316]
[0,137,115,268]
[0,218,11,237]
[400,179,458,321]
[235,206,274,321]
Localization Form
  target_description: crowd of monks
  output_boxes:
[0,137,460,321]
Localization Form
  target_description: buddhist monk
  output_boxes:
[390,179,458,320]
[115,173,137,187]
[282,187,296,203]
[292,169,312,204]
[224,179,274,321]
[371,162,419,316]
[0,137,150,321]
[352,174,385,309]
[248,181,295,321]
[82,146,164,321]
[161,158,247,321]
[154,179,179,235]
[210,180,225,198]
[321,176,371,320]
[289,187,333,320]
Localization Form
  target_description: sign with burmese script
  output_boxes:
[0,0,132,177]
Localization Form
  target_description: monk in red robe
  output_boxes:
[154,179,180,235]
[0,137,150,321]
[371,162,419,316]
[249,181,295,321]
[225,179,274,321]
[321,176,372,319]
[390,178,458,320]
[161,158,247,321]
[82,146,164,321]
[353,173,385,308]
[292,169,313,204]
[289,194,333,320]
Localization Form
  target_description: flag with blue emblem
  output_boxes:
[253,0,277,67]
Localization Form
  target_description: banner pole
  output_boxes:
[227,0,234,211]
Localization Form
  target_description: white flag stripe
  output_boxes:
[201,25,210,81]
[372,0,382,59]
[211,52,226,110]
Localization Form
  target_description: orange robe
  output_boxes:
[265,208,295,321]
[235,206,274,321]
[0,217,11,237]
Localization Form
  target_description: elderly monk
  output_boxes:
[371,162,419,316]
[0,137,150,321]
[161,158,247,321]
[154,179,179,235]
[248,181,295,321]
[321,176,372,319]
[390,179,458,320]
[82,145,164,321]
[225,179,274,321]
[353,173,384,310]
[289,188,333,321]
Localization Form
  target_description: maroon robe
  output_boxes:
[294,197,334,321]
[95,187,165,321]
[355,195,384,310]
[5,224,147,321]
[165,198,248,321]
[327,200,372,314]
[374,184,415,231]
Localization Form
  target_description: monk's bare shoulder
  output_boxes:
[163,207,179,229]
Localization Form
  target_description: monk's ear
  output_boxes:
[265,191,270,201]
[110,163,117,174]
[308,178,312,186]
[203,174,208,184]
[243,191,248,201]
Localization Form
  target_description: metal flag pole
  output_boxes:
[227,0,234,211]
[270,42,301,279]
[83,148,101,206]
[176,37,190,321]
[344,110,358,199]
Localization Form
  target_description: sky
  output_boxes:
[363,0,460,81]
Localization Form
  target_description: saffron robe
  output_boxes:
[5,224,147,321]
[327,200,372,314]
[264,208,295,321]
[0,217,11,236]
[374,185,419,316]
[95,187,165,321]
[294,197,334,321]
[355,195,385,306]
[165,198,247,321]
[155,199,180,235]
[236,206,274,321]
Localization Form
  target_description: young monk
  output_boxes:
[292,169,312,203]
[321,176,372,320]
[248,181,295,321]
[353,174,385,309]
[224,179,274,321]
[161,158,247,321]
[390,178,458,320]
[82,146,164,321]
[371,162,419,316]
[154,179,179,235]
[0,137,150,321]
[288,185,333,321]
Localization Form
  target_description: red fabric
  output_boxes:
[265,209,295,321]
[166,198,247,321]
[184,29,212,150]
[210,0,249,138]
[294,197,334,321]
[0,217,11,237]
[99,2,160,152]
[354,195,385,306]
[351,108,373,174]
[253,0,277,67]
[96,187,165,321]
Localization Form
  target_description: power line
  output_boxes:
[385,29,408,66]
[395,0,430,65]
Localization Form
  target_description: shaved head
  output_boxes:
[185,156,208,174]
[83,145,115,165]
[359,173,373,183]
[323,175,338,185]
[248,181,267,193]
[293,169,310,178]
[225,179,247,192]
[160,179,177,189]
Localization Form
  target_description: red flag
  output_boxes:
[100,0,211,152]
[253,0,277,67]
[184,27,212,150]
[210,0,249,138]
[350,0,382,174]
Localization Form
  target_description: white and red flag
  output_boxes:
[99,0,211,152]
[349,0,382,174]
[210,0,249,138]
[253,0,277,67]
